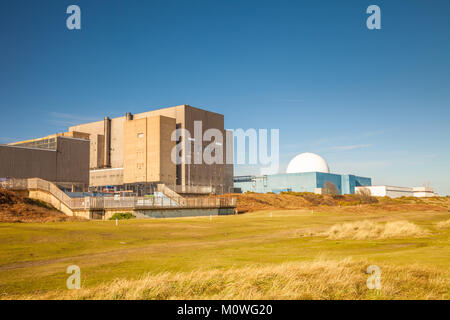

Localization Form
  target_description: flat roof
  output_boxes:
[68,104,224,129]
[0,144,56,152]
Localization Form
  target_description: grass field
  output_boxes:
[0,203,449,299]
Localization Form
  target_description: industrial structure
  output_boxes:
[1,104,233,197]
[0,177,236,220]
[234,152,372,195]
[0,134,90,191]
[355,185,438,198]
[0,104,439,203]
[234,152,438,197]
[0,104,237,219]
[68,104,233,195]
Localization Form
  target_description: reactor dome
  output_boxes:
[286,152,330,174]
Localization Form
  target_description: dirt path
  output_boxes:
[1,210,448,272]
[0,229,299,271]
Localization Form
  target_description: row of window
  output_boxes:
[14,138,57,150]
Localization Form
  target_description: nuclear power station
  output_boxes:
[0,104,439,200]
[69,104,234,195]
[234,152,437,197]
[1,105,234,196]
[234,153,372,195]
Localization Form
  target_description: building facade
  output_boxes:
[69,105,234,195]
[1,135,90,190]
[355,186,438,198]
[234,172,372,195]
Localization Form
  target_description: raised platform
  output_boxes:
[1,178,236,220]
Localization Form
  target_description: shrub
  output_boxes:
[322,181,339,196]
[323,220,430,240]
[337,201,359,207]
[355,188,378,204]
[109,212,135,220]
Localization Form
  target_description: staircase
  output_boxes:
[156,184,186,205]
[1,178,74,216]
[1,178,236,220]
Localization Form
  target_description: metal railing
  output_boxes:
[1,178,236,210]
[157,184,186,203]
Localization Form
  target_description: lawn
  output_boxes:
[0,206,449,299]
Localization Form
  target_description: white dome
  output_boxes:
[286,153,329,174]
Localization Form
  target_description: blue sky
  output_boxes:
[0,0,449,194]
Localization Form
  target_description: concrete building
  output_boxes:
[0,134,90,190]
[355,186,438,198]
[234,153,372,195]
[69,104,234,195]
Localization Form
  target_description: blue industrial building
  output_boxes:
[234,172,372,195]
[233,153,372,195]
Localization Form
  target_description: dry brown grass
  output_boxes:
[436,219,450,229]
[221,192,450,214]
[320,220,430,240]
[0,189,84,223]
[15,258,449,300]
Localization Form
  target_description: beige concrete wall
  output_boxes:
[72,210,92,219]
[28,189,73,216]
[158,116,177,186]
[61,131,90,140]
[68,104,234,193]
[124,118,148,183]
[123,115,176,185]
[138,105,232,191]
[89,134,104,169]
[56,137,90,184]
[0,137,89,186]
[0,145,57,180]
[110,117,125,168]
[69,120,106,167]
[90,168,124,187]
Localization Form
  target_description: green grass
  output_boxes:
[0,207,449,297]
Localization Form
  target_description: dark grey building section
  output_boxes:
[0,145,57,181]
[0,136,90,188]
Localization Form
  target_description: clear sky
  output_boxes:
[1,0,449,194]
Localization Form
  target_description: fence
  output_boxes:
[1,178,236,211]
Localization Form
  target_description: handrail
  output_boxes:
[1,178,236,210]
[157,184,186,203]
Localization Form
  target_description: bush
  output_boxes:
[338,201,359,207]
[323,220,430,240]
[109,212,135,220]
[322,181,339,196]
[355,188,378,204]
